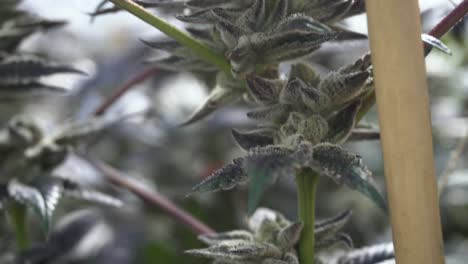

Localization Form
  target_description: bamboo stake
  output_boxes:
[365,1,445,263]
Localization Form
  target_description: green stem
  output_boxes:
[108,0,231,74]
[296,168,319,264]
[8,203,29,249]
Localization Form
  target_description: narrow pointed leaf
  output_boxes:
[421,33,452,55]
[0,54,84,84]
[308,143,387,211]
[314,210,352,241]
[188,158,247,195]
[199,230,254,245]
[337,243,394,264]
[186,240,282,260]
[349,128,380,141]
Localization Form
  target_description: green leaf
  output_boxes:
[244,145,295,214]
[8,180,50,231]
[307,143,387,212]
[108,0,231,74]
[188,158,247,195]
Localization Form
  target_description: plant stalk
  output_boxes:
[108,0,231,74]
[296,168,319,264]
[8,203,29,249]
[89,158,215,236]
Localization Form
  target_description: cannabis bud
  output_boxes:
[186,207,353,264]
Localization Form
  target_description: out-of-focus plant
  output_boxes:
[0,0,127,250]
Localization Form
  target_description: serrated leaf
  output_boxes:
[308,143,387,211]
[421,34,451,55]
[245,145,295,214]
[186,240,282,260]
[336,243,394,264]
[231,129,274,151]
[188,158,247,195]
[0,54,84,85]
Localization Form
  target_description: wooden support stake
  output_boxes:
[365,0,445,263]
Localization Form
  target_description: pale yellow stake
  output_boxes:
[365,0,445,263]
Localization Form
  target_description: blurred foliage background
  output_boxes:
[0,0,467,263]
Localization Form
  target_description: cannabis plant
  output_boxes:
[0,0,462,263]
[0,1,126,250]
[101,0,390,263]
[88,0,454,263]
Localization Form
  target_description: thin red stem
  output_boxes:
[91,159,215,236]
[428,0,468,38]
[93,67,159,116]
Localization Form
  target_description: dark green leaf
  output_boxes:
[308,143,387,212]
[188,158,247,195]
[245,145,295,214]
